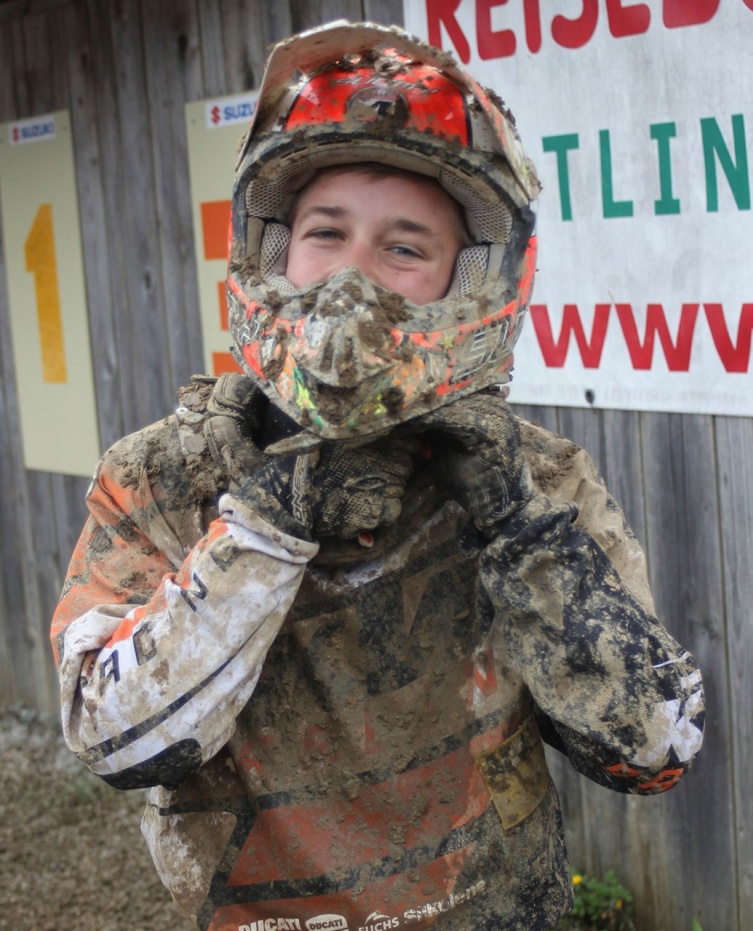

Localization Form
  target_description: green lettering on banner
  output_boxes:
[542,133,579,220]
[650,122,681,215]
[599,129,634,218]
[701,114,751,211]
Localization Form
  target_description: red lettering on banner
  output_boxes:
[703,303,753,372]
[615,303,698,371]
[551,0,599,49]
[530,303,610,367]
[427,0,471,62]
[663,0,720,28]
[530,302,750,373]
[524,0,542,52]
[606,0,651,37]
[477,0,516,59]
[425,0,747,59]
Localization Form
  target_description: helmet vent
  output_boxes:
[439,169,513,244]
[454,245,488,295]
[246,158,313,218]
[260,222,296,293]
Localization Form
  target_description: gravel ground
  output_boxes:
[0,706,195,931]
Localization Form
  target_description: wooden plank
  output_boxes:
[0,0,21,708]
[217,0,270,94]
[262,1,294,45]
[62,1,125,451]
[0,0,74,20]
[25,472,68,712]
[602,409,647,551]
[97,0,175,432]
[716,415,753,929]
[141,0,206,390]
[195,0,229,97]
[633,412,735,930]
[558,406,604,470]
[362,0,404,26]
[291,0,364,32]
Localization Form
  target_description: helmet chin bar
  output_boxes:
[228,239,537,441]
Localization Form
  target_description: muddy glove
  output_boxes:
[205,375,416,540]
[414,392,534,538]
[312,435,417,538]
[204,373,268,485]
[247,435,417,541]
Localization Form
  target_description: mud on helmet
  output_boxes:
[227,20,541,441]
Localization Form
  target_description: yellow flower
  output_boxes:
[572,874,583,885]
[616,899,623,909]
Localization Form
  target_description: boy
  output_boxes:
[51,21,704,931]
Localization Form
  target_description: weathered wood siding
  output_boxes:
[0,2,746,929]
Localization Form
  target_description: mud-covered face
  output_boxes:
[286,168,468,305]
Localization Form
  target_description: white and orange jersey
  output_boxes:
[51,377,704,931]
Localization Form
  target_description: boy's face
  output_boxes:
[286,168,466,304]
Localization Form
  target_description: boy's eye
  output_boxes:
[304,228,342,241]
[389,244,422,258]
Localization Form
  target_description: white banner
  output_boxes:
[403,0,753,415]
[0,110,100,476]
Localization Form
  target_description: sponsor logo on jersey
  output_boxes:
[305,916,349,931]
[9,116,56,145]
[403,879,487,922]
[239,919,302,931]
[358,911,400,931]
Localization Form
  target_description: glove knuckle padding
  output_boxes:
[204,374,267,485]
[312,437,416,538]
[416,393,533,533]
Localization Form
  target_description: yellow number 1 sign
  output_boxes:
[0,112,100,476]
[25,203,67,384]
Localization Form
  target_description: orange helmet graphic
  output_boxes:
[228,21,541,441]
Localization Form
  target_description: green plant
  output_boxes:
[558,869,635,931]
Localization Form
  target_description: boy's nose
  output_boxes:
[339,242,380,286]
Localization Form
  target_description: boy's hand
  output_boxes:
[251,435,416,540]
[205,375,416,540]
[311,436,417,538]
[413,392,534,536]
[204,373,268,486]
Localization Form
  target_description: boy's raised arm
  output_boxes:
[419,392,704,794]
[50,437,318,789]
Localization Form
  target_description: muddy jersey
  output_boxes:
[51,377,704,931]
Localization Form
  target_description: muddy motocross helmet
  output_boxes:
[228,20,541,441]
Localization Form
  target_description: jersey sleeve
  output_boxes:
[51,441,318,790]
[480,422,705,795]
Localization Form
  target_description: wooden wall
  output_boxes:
[0,2,748,930]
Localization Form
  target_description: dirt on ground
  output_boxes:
[0,706,195,931]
